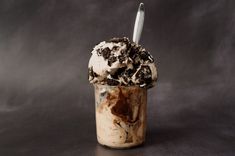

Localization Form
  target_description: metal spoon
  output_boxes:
[132,3,145,44]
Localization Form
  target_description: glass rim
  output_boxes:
[92,83,147,89]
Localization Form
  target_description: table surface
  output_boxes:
[0,83,234,156]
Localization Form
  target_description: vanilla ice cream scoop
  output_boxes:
[88,37,157,88]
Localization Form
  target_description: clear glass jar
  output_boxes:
[94,84,147,148]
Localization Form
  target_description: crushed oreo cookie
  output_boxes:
[107,78,120,86]
[139,50,154,63]
[135,66,152,86]
[97,48,102,56]
[111,67,127,79]
[102,47,111,60]
[118,55,126,63]
[88,67,98,81]
[147,51,154,62]
[128,80,134,86]
[112,46,119,51]
[108,56,117,66]
[139,51,149,61]
[124,68,136,77]
[129,46,142,63]
[109,37,129,43]
[122,76,128,84]
[133,62,140,70]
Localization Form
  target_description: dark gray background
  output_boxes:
[0,0,235,155]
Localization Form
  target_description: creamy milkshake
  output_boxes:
[88,37,157,148]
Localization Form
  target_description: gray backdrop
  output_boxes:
[0,0,234,155]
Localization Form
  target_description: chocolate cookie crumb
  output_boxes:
[102,47,111,60]
[122,76,128,83]
[111,67,126,79]
[129,80,134,86]
[136,66,152,85]
[109,37,129,43]
[112,46,119,51]
[118,55,126,63]
[97,49,102,56]
[107,79,120,86]
[108,56,117,66]
[88,67,99,81]
[129,47,141,62]
[139,51,149,61]
[133,63,140,70]
[139,51,154,63]
[109,38,123,43]
[89,67,97,77]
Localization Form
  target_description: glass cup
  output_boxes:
[94,84,147,148]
